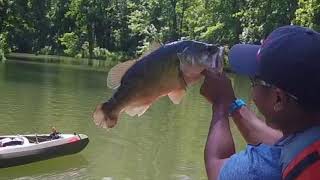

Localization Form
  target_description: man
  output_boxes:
[200,25,320,179]
[50,127,61,140]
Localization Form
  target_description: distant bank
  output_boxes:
[5,53,117,71]
[5,53,232,72]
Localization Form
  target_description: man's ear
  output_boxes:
[273,88,288,112]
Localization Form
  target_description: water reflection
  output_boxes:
[0,155,88,179]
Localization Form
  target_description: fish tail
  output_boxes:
[93,100,119,128]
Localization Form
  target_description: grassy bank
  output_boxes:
[5,53,118,71]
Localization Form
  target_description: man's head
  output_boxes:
[229,25,320,131]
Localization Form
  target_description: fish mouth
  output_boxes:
[210,47,225,71]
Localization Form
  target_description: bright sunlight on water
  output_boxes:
[0,60,252,180]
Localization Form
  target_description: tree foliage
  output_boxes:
[294,0,320,31]
[0,0,319,62]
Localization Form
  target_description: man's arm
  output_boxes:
[205,105,234,180]
[231,106,283,145]
[200,71,236,180]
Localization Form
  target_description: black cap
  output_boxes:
[229,25,320,110]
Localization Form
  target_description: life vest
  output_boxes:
[279,127,320,180]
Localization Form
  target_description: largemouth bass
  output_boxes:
[93,40,224,128]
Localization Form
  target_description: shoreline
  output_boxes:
[5,52,232,72]
[5,53,117,71]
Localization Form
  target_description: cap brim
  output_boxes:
[228,44,260,77]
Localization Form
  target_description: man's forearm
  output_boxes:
[205,105,235,179]
[232,106,282,145]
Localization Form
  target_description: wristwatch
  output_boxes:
[228,98,246,115]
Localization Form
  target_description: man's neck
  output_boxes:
[282,115,320,136]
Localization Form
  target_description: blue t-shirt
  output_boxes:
[219,143,282,180]
[218,126,320,180]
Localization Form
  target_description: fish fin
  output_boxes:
[107,60,137,89]
[168,89,186,104]
[125,105,151,117]
[125,107,137,116]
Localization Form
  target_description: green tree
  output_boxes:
[58,32,79,56]
[1,0,319,63]
[236,0,298,43]
[294,0,320,31]
[47,0,75,55]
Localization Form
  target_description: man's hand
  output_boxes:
[200,70,282,146]
[200,69,236,109]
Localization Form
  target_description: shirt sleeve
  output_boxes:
[218,144,282,180]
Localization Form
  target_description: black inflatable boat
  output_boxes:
[0,133,89,168]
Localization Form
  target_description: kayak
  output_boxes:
[0,133,89,168]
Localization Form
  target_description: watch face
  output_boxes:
[229,99,246,115]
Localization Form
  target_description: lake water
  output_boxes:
[0,60,252,180]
